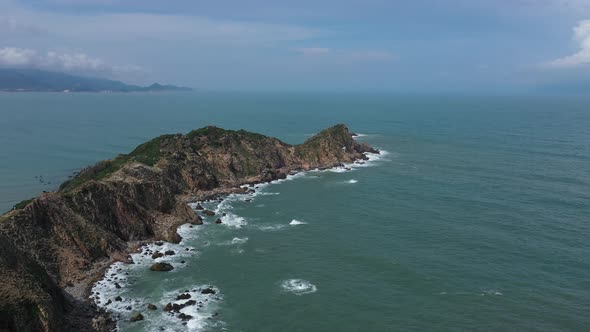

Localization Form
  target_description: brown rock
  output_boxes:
[150,263,174,272]
[129,312,144,322]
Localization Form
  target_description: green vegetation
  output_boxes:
[53,126,277,193]
[59,134,176,192]
[12,198,34,211]
[295,124,349,159]
[129,134,175,166]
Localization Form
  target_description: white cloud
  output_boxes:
[548,20,590,67]
[0,47,37,66]
[0,47,139,75]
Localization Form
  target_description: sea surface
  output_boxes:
[1,93,589,331]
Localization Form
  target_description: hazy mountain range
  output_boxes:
[0,68,193,92]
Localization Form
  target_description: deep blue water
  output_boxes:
[1,93,589,331]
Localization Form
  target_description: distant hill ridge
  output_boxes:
[0,68,193,92]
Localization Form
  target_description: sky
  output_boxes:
[1,0,590,93]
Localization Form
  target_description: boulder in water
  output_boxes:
[151,251,164,259]
[201,287,216,295]
[130,312,144,322]
[150,262,173,272]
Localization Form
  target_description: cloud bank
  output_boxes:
[0,47,140,75]
[548,20,590,67]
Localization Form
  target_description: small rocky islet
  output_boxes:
[0,124,378,331]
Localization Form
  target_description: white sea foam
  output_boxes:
[289,219,307,225]
[219,212,247,228]
[347,179,358,184]
[482,290,503,296]
[231,237,249,245]
[328,167,350,173]
[280,279,317,295]
[92,265,223,331]
[256,224,287,231]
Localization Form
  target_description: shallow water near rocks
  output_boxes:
[2,93,590,331]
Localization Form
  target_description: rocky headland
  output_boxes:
[0,124,378,331]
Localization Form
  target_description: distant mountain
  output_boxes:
[0,68,193,92]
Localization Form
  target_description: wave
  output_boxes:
[437,289,503,297]
[255,224,287,231]
[346,179,358,184]
[90,251,216,331]
[289,219,307,225]
[280,279,317,295]
[231,237,248,245]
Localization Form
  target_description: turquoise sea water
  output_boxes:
[1,93,589,331]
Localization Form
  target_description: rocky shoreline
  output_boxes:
[0,124,378,331]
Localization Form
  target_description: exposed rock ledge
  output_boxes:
[0,124,378,331]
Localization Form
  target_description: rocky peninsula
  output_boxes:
[0,124,378,331]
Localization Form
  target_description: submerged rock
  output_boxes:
[150,263,174,272]
[176,293,191,300]
[203,210,215,216]
[147,303,157,310]
[151,251,164,259]
[129,312,144,322]
[178,313,193,321]
[200,288,216,295]
[164,250,175,256]
[215,218,223,224]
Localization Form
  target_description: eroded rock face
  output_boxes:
[0,124,377,331]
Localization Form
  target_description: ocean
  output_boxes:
[1,93,589,331]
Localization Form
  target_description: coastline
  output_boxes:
[0,124,379,331]
[88,149,384,330]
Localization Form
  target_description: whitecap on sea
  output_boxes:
[280,279,317,295]
[289,219,307,225]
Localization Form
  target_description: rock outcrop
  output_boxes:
[0,124,377,331]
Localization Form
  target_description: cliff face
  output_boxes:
[0,124,377,331]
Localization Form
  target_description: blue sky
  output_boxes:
[1,0,590,92]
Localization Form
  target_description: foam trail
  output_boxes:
[347,179,358,184]
[289,219,307,225]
